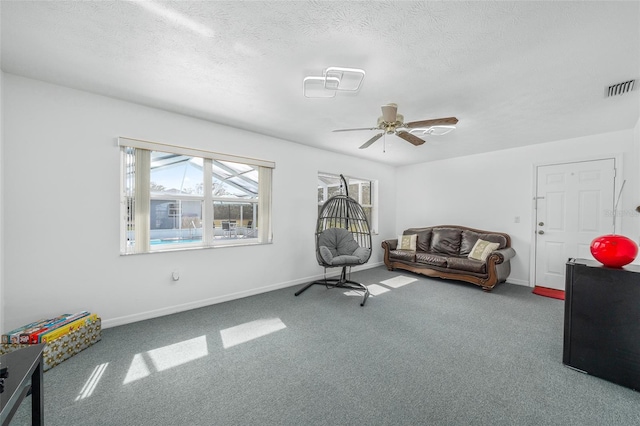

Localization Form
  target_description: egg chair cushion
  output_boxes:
[318,228,371,266]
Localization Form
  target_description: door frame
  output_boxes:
[529,154,623,288]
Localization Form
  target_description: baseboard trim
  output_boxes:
[102,261,385,329]
[506,278,530,287]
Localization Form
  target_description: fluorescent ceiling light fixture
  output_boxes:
[408,125,456,136]
[304,66,365,98]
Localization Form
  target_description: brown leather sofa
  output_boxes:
[381,225,516,291]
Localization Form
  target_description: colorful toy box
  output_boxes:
[0,316,101,371]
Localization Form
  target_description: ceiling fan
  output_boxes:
[333,103,458,149]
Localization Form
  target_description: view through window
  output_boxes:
[120,138,273,254]
[317,172,377,233]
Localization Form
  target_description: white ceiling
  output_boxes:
[1,1,639,166]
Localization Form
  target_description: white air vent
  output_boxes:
[606,79,635,97]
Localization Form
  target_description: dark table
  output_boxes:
[0,344,45,426]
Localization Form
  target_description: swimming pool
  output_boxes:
[150,238,202,245]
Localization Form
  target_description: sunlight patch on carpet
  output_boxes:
[381,275,417,288]
[343,283,389,297]
[123,354,151,384]
[343,289,369,297]
[148,335,209,371]
[76,362,109,400]
[124,335,209,384]
[366,284,390,296]
[220,318,286,349]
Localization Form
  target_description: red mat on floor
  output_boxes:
[532,286,565,300]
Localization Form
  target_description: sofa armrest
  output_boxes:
[381,239,398,251]
[381,239,398,270]
[488,247,516,264]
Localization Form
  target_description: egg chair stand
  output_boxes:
[295,174,372,306]
[296,265,370,306]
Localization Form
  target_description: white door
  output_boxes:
[534,159,616,290]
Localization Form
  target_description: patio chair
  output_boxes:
[222,221,237,238]
[245,220,257,237]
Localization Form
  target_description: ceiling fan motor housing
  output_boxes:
[377,114,404,131]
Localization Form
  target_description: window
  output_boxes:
[119,137,274,254]
[317,172,378,233]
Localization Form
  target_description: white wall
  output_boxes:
[636,117,640,227]
[396,128,639,286]
[0,70,4,335]
[2,74,396,331]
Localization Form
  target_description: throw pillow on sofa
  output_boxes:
[468,239,500,261]
[398,234,417,251]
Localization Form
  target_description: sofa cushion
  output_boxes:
[397,234,417,251]
[447,256,487,274]
[415,252,448,267]
[460,230,508,255]
[430,228,462,256]
[390,250,416,263]
[405,228,433,252]
[468,239,500,261]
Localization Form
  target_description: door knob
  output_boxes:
[538,222,544,226]
[538,230,545,235]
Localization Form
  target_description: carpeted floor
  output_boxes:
[10,266,640,425]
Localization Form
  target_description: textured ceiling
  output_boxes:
[1,1,639,166]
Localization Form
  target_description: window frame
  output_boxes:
[317,172,378,234]
[119,137,274,254]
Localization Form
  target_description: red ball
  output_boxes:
[590,234,638,268]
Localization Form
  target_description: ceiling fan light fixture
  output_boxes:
[332,102,458,150]
[381,103,398,123]
[409,125,456,136]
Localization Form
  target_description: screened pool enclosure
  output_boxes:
[121,144,269,253]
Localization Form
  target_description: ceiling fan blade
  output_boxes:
[405,117,459,128]
[333,127,378,132]
[359,133,384,149]
[396,131,426,146]
[381,103,398,123]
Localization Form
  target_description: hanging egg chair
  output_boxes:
[295,175,372,306]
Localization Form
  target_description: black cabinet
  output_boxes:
[564,258,640,391]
